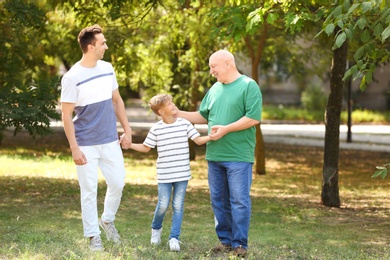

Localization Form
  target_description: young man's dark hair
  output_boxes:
[77,24,103,53]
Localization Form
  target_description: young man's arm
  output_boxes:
[61,102,87,165]
[112,89,132,149]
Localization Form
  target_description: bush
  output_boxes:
[301,84,328,111]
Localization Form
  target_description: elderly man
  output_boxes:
[178,50,262,257]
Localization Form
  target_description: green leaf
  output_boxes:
[332,5,343,17]
[266,13,279,25]
[382,25,390,42]
[343,68,352,81]
[246,10,261,31]
[359,75,367,91]
[365,70,373,84]
[350,64,358,76]
[325,23,335,35]
[343,0,351,11]
[357,17,367,30]
[347,3,360,14]
[337,20,344,29]
[335,31,347,48]
[345,28,353,39]
[373,23,384,37]
[371,168,387,179]
[354,46,365,61]
[361,2,372,13]
[360,29,370,43]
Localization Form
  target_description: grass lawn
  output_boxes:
[0,128,389,259]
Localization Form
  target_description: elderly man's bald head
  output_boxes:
[209,50,240,84]
[209,50,235,64]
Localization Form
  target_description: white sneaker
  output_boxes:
[89,235,103,251]
[169,238,181,251]
[151,228,162,245]
[99,219,121,244]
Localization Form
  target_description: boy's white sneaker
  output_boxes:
[169,238,181,251]
[151,228,162,245]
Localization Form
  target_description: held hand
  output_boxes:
[210,125,228,141]
[71,148,87,166]
[120,133,132,149]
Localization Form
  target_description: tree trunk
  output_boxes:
[255,124,265,174]
[321,37,348,207]
[245,23,268,175]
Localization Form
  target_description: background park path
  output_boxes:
[51,98,390,153]
[124,99,390,153]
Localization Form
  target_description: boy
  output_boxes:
[129,94,210,251]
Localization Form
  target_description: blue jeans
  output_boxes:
[151,181,188,240]
[208,161,253,249]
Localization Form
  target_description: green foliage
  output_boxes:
[262,105,389,123]
[1,80,60,139]
[2,0,389,144]
[0,0,60,142]
[300,84,328,111]
[262,105,325,122]
[317,1,390,91]
[372,163,389,179]
[340,108,388,123]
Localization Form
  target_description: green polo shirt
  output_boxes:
[199,75,262,163]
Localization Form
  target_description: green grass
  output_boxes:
[1,130,390,259]
[263,105,390,123]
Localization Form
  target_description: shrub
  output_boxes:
[301,84,328,111]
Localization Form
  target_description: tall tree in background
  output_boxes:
[0,0,60,144]
[246,0,389,206]
[211,0,326,175]
[317,0,390,207]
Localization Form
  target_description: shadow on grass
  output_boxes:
[1,129,390,258]
[1,175,390,259]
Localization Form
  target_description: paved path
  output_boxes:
[127,122,390,153]
[52,99,390,152]
[260,124,390,152]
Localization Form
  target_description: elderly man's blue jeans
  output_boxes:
[151,180,188,240]
[208,161,253,249]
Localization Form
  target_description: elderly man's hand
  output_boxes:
[209,125,228,141]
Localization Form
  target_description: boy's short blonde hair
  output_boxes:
[149,94,173,116]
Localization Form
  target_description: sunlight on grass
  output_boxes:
[1,142,390,259]
[0,156,76,180]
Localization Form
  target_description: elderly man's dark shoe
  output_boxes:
[233,245,247,257]
[212,243,232,252]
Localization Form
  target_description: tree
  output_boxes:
[317,0,389,207]
[211,0,329,175]
[321,30,348,207]
[0,0,60,144]
[210,1,280,175]
[245,0,389,206]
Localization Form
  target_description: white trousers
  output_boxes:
[76,140,126,237]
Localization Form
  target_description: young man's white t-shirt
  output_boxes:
[61,60,118,146]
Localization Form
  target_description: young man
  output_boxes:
[129,94,210,251]
[177,50,262,257]
[61,24,132,251]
